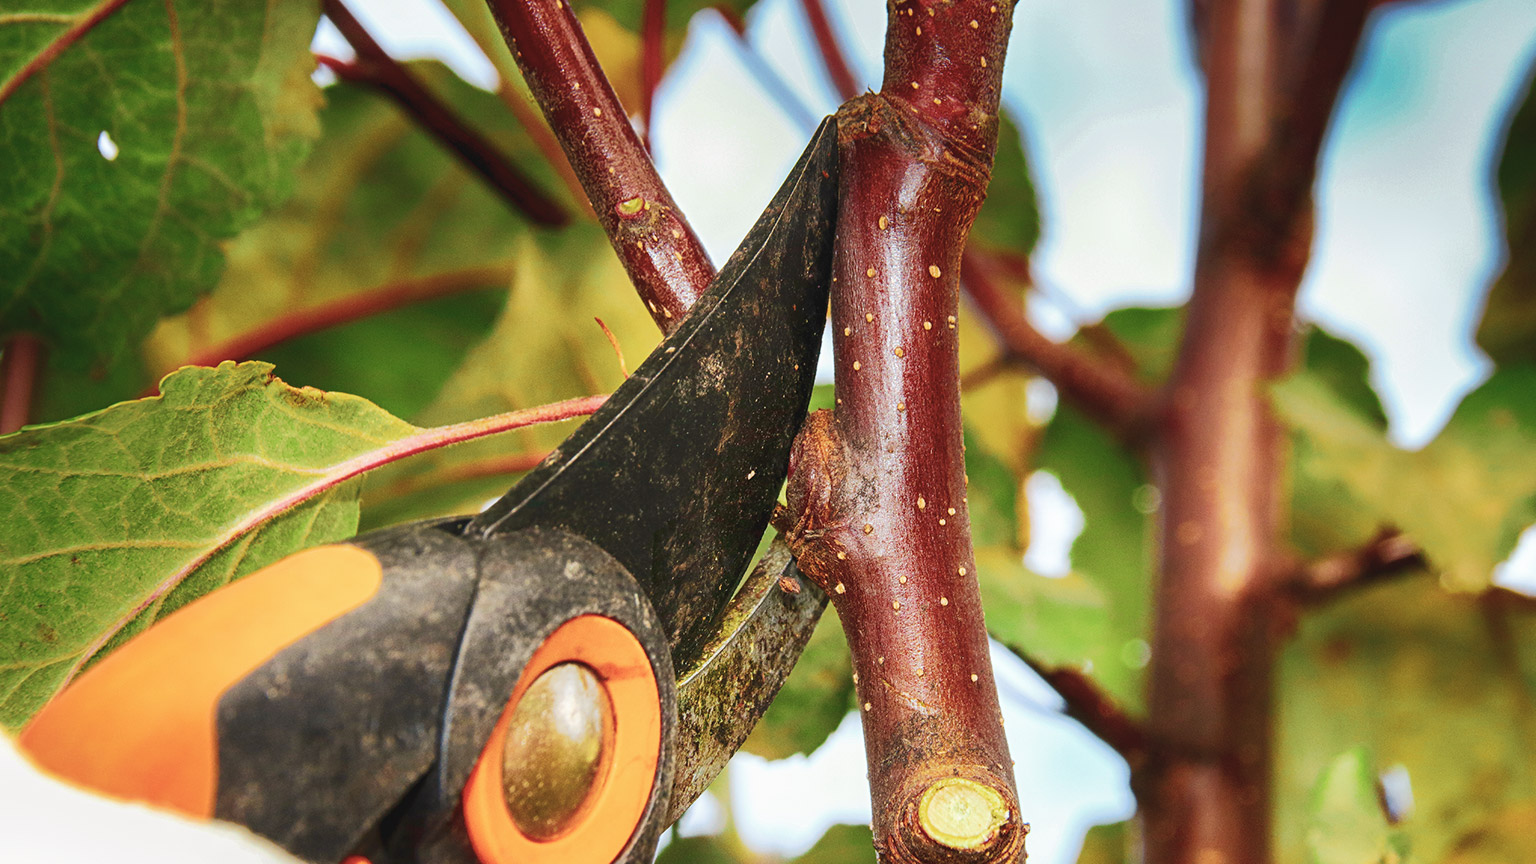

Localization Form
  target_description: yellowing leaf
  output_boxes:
[361,225,657,528]
[1306,748,1409,864]
[1273,366,1536,591]
[1278,577,1536,862]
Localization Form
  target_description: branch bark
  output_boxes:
[1141,3,1371,861]
[1288,530,1423,605]
[321,0,569,227]
[0,334,44,435]
[484,0,715,331]
[778,1,1027,860]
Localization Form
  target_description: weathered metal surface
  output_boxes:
[215,518,480,863]
[666,539,827,823]
[468,119,840,671]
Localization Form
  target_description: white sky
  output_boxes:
[6,2,1534,863]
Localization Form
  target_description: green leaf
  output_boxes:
[1033,403,1153,709]
[980,551,1113,674]
[1306,748,1409,864]
[1076,821,1129,864]
[654,834,740,864]
[792,824,876,864]
[360,224,657,529]
[0,0,323,368]
[742,606,853,760]
[1477,57,1536,364]
[1273,365,1536,591]
[1277,576,1536,863]
[0,362,415,729]
[1090,306,1182,385]
[971,109,1041,259]
[145,65,558,421]
[1287,329,1391,559]
[965,428,1020,550]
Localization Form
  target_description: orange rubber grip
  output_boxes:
[19,545,384,818]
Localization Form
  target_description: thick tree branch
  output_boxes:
[484,0,715,332]
[1288,530,1423,605]
[780,1,1027,860]
[0,334,45,435]
[321,0,569,227]
[1141,2,1371,862]
[961,251,1155,441]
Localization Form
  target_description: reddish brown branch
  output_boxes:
[1012,650,1147,767]
[484,0,715,332]
[1288,530,1423,605]
[1141,2,1372,862]
[779,0,1026,860]
[321,1,569,227]
[0,334,45,435]
[640,0,667,148]
[961,251,1155,441]
[800,0,861,101]
[150,268,510,392]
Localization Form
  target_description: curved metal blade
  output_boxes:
[666,539,826,823]
[467,118,839,668]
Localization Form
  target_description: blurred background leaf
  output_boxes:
[742,605,854,759]
[0,0,322,369]
[1305,748,1410,864]
[1274,365,1536,592]
[1476,56,1536,365]
[359,223,658,529]
[1278,576,1536,863]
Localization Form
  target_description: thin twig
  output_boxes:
[594,317,630,378]
[709,9,845,142]
[144,268,512,396]
[1289,530,1424,605]
[640,0,667,149]
[0,334,45,435]
[962,251,1155,440]
[799,0,860,101]
[1010,647,1147,766]
[320,0,569,227]
[485,0,716,331]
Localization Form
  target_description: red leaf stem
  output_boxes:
[799,0,861,101]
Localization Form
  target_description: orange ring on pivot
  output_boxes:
[462,614,662,864]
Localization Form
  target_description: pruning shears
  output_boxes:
[19,119,839,864]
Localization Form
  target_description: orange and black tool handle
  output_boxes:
[20,118,842,864]
[21,519,677,864]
